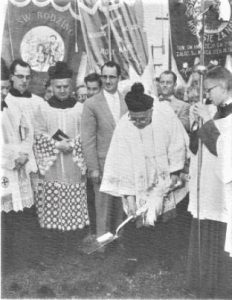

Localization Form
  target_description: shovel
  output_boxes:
[84,179,185,255]
[84,215,135,255]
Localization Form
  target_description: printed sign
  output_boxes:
[169,0,232,82]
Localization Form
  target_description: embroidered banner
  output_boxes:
[79,0,148,79]
[1,0,85,95]
[169,0,232,82]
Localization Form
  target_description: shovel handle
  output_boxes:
[115,215,134,236]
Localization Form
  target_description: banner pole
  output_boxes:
[7,6,15,60]
[106,1,112,60]
[77,0,95,72]
[196,0,206,297]
[74,0,79,53]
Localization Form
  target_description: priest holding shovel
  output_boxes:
[100,83,189,275]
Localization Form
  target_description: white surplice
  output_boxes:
[33,102,89,231]
[1,107,36,212]
[188,111,232,255]
[100,101,189,225]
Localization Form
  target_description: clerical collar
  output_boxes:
[48,95,77,109]
[214,101,232,120]
[221,98,232,106]
[9,87,32,98]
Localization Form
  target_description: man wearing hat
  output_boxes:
[101,83,189,275]
[33,61,89,263]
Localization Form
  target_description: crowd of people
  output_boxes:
[1,57,232,298]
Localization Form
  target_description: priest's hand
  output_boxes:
[170,173,184,192]
[15,153,29,170]
[125,195,137,217]
[192,103,211,122]
[90,170,101,184]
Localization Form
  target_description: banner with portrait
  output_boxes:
[1,0,85,95]
[169,0,232,82]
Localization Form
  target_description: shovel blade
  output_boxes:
[82,232,117,255]
[97,232,114,243]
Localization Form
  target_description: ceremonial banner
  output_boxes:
[78,0,148,78]
[169,0,232,82]
[1,0,85,95]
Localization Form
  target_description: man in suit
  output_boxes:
[81,61,128,242]
[82,72,102,240]
[159,70,190,132]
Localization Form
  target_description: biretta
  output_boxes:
[125,82,153,112]
[48,61,73,79]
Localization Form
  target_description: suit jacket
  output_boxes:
[169,96,190,132]
[81,91,128,173]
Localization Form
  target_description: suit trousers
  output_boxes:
[93,183,124,237]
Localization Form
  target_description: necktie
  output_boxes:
[159,96,171,102]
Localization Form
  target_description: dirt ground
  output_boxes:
[1,204,199,299]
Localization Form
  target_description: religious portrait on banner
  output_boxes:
[20,26,65,72]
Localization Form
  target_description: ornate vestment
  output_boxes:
[100,102,189,225]
[34,101,89,231]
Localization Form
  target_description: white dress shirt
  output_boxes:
[103,90,120,124]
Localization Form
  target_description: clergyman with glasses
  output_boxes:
[6,59,45,122]
[1,58,44,268]
[81,61,127,251]
[187,66,232,297]
[100,82,189,275]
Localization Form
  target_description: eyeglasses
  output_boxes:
[206,85,218,93]
[101,75,118,80]
[160,80,174,85]
[14,74,31,80]
[129,114,151,124]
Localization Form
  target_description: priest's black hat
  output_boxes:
[125,83,153,112]
[48,61,73,79]
[1,58,10,81]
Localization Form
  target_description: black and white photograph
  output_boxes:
[0,0,232,299]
